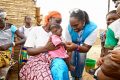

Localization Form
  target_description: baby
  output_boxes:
[49,23,74,71]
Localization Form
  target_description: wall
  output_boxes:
[0,0,36,27]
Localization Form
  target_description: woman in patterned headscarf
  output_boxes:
[20,11,69,80]
[0,8,26,79]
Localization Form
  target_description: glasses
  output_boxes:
[51,17,61,24]
[69,8,85,17]
[69,8,81,14]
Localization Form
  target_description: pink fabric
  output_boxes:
[19,53,53,80]
[48,35,68,59]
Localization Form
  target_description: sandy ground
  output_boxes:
[69,45,101,80]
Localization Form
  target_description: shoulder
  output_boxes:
[85,21,97,29]
[10,24,17,33]
[108,19,120,30]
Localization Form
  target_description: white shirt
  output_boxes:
[64,26,98,46]
[19,26,33,38]
[24,26,51,48]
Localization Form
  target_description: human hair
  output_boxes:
[0,8,4,13]
[70,9,90,24]
[83,11,90,24]
[24,16,31,20]
[106,10,117,17]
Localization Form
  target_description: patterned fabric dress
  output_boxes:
[0,25,17,67]
[19,53,53,80]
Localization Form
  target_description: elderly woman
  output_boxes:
[0,9,26,68]
[19,11,69,80]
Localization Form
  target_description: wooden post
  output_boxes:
[36,7,42,26]
[108,0,110,12]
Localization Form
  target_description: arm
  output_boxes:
[66,42,91,53]
[26,47,47,56]
[0,43,13,51]
[15,30,26,46]
[0,26,26,51]
[66,29,97,53]
[27,41,57,56]
[76,43,91,53]
[24,28,58,56]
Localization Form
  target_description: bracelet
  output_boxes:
[12,42,15,46]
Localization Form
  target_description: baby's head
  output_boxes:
[106,10,119,26]
[50,23,62,36]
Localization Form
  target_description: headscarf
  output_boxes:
[44,11,62,26]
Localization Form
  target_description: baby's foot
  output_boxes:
[69,65,75,71]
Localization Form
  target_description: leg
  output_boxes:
[50,58,69,80]
[70,52,86,80]
[64,52,75,71]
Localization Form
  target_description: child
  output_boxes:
[90,10,119,79]
[100,22,120,79]
[49,23,74,71]
[19,16,33,64]
[97,7,120,79]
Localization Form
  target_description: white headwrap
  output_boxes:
[0,12,7,18]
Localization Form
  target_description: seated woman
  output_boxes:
[19,11,69,80]
[0,8,26,79]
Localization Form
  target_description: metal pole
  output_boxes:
[108,0,111,12]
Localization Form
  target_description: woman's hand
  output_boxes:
[44,39,59,51]
[65,42,77,52]
[109,50,120,63]
[0,43,12,51]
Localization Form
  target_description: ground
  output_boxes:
[0,45,101,80]
[79,45,101,80]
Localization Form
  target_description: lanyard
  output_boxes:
[77,30,83,45]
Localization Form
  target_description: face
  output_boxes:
[50,17,61,25]
[55,27,62,36]
[48,17,62,30]
[115,1,120,8]
[70,17,85,32]
[0,16,5,28]
[25,16,32,24]
[117,4,120,17]
[106,13,119,26]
